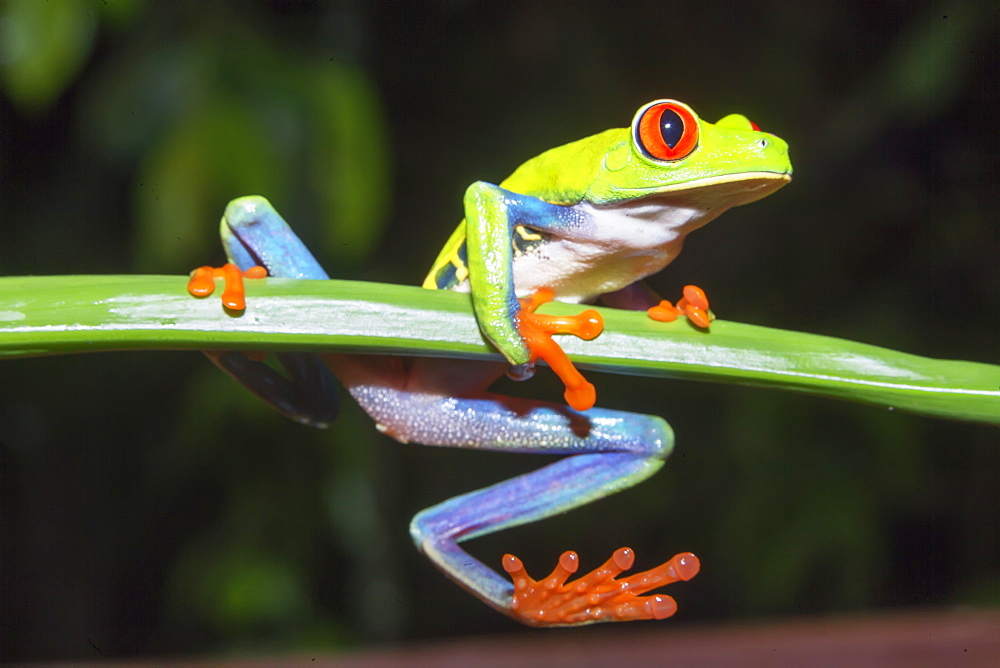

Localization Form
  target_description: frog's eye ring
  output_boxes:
[633,100,699,161]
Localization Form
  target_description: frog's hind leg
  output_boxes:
[202,196,341,427]
[205,350,340,427]
[331,357,699,626]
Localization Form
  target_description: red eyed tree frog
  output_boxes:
[188,99,792,626]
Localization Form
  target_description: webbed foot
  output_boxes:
[188,263,268,311]
[647,284,712,328]
[502,547,700,626]
[515,288,603,411]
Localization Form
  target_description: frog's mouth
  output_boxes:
[630,170,792,209]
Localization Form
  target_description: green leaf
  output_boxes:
[0,274,997,425]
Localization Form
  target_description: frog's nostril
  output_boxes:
[757,138,768,149]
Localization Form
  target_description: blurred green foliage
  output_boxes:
[0,0,997,662]
[0,0,98,111]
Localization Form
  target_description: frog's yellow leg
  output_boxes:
[647,284,712,328]
[462,181,609,409]
[503,548,699,625]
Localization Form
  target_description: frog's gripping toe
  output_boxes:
[647,284,712,329]
[187,263,268,311]
[502,547,700,626]
[516,288,604,412]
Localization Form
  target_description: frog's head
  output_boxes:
[589,99,792,209]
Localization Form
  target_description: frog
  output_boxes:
[188,99,792,626]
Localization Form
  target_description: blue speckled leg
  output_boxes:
[329,358,674,614]
[205,196,687,621]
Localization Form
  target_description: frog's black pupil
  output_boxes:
[659,108,684,149]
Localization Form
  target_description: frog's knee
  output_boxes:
[223,196,276,231]
[226,195,273,217]
[645,415,674,462]
[409,507,441,552]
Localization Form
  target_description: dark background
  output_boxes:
[1,0,997,661]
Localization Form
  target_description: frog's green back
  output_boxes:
[498,128,629,205]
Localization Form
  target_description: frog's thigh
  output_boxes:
[345,378,672,459]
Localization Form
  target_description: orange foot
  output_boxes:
[515,288,604,411]
[187,263,268,311]
[647,284,711,328]
[503,547,700,626]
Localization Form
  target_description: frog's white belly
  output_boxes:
[509,199,712,303]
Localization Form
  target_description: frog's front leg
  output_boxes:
[330,356,700,626]
[188,196,341,426]
[463,182,606,411]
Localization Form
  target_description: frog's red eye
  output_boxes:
[634,101,699,161]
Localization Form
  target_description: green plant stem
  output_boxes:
[0,275,997,424]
